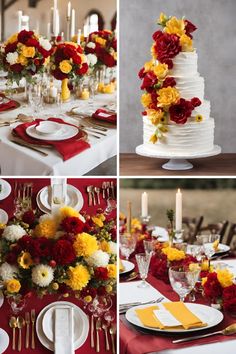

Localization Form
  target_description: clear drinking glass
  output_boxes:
[28,82,42,114]
[169,266,200,302]
[119,233,136,260]
[8,295,27,314]
[143,240,155,256]
[135,253,151,288]
[196,234,220,260]
[104,198,117,215]
[187,244,202,261]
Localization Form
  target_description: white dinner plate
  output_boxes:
[120,260,135,275]
[0,291,4,308]
[36,301,89,351]
[37,184,84,212]
[0,328,9,353]
[0,179,11,201]
[125,302,223,334]
[26,123,79,141]
[214,243,230,255]
[0,209,8,224]
[36,192,50,214]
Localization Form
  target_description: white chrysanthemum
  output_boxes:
[108,241,117,254]
[87,42,96,49]
[87,53,97,67]
[6,52,18,65]
[0,262,19,281]
[39,37,52,51]
[32,264,54,287]
[2,225,26,242]
[86,250,110,267]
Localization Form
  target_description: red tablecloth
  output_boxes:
[0,178,117,354]
[120,261,236,354]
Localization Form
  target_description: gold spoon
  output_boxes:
[0,114,34,127]
[17,316,25,351]
[173,323,236,343]
[9,316,17,350]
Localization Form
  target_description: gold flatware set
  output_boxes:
[9,310,36,351]
[91,315,116,353]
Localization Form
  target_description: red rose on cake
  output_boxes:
[152,31,181,63]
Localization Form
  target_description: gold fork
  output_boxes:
[25,312,30,349]
[96,318,102,352]
[109,324,116,354]
[31,309,36,349]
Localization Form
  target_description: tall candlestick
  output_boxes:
[77,29,81,45]
[127,201,132,234]
[175,188,182,231]
[47,22,51,39]
[67,2,71,18]
[141,192,148,217]
[18,11,22,32]
[71,9,75,38]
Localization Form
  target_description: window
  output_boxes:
[85,10,104,32]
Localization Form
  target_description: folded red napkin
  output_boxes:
[13,118,90,161]
[0,99,18,112]
[92,108,116,124]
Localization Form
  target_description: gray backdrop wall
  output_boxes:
[120,0,236,153]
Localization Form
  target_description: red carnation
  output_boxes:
[94,267,109,280]
[162,77,176,88]
[61,216,85,234]
[203,272,222,300]
[184,20,197,38]
[18,30,34,44]
[76,63,88,75]
[163,59,174,69]
[141,71,158,91]
[10,64,23,73]
[169,98,194,124]
[153,32,181,62]
[18,235,33,251]
[5,42,18,54]
[22,210,35,227]
[31,237,52,258]
[52,239,76,265]
[191,97,201,107]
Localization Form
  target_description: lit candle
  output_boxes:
[141,192,148,218]
[67,1,71,18]
[127,201,132,234]
[175,189,182,231]
[77,29,81,45]
[71,9,75,38]
[49,86,58,98]
[18,11,23,32]
[81,89,90,100]
[47,22,51,39]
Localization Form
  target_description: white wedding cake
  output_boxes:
[138,14,215,156]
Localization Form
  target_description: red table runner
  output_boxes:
[120,262,236,354]
[0,178,117,354]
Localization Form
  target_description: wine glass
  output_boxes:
[197,234,220,261]
[28,82,43,115]
[104,198,117,215]
[88,295,112,318]
[135,253,151,288]
[143,240,155,256]
[8,295,27,315]
[119,233,136,260]
[169,265,200,302]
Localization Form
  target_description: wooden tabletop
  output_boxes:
[120,153,236,176]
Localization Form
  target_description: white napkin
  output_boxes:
[152,227,169,242]
[54,307,74,354]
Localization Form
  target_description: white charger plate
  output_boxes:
[125,302,223,334]
[26,123,79,141]
[0,179,11,200]
[0,328,9,353]
[0,291,4,308]
[0,209,8,224]
[37,184,84,212]
[36,301,89,351]
[120,260,135,275]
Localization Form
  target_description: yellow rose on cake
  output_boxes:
[153,63,169,79]
[165,17,185,37]
[157,87,180,107]
[141,93,152,108]
[180,34,193,52]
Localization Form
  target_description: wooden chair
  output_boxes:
[198,220,229,243]
[182,216,204,244]
[225,223,236,249]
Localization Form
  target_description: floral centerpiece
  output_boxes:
[50,42,89,101]
[0,30,53,85]
[138,13,203,143]
[201,267,236,311]
[0,207,117,303]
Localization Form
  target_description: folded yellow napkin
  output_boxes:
[135,302,206,330]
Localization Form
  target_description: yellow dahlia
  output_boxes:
[60,206,80,220]
[217,269,234,288]
[107,264,117,278]
[162,246,185,262]
[73,233,98,257]
[34,220,57,238]
[65,264,90,291]
[165,17,185,37]
[18,252,33,269]
[180,34,193,52]
[6,279,21,294]
[141,93,152,108]
[157,87,180,107]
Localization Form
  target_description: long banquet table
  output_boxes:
[0,92,116,176]
[120,260,236,354]
[0,178,117,354]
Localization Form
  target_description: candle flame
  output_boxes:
[177,188,181,192]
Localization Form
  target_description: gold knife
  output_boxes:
[10,139,48,156]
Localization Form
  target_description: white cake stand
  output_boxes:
[136,145,222,170]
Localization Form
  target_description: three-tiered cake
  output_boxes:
[138,14,215,156]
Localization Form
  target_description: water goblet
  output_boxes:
[119,233,136,260]
[104,198,117,215]
[28,82,42,115]
[135,253,151,288]
[143,239,155,256]
[169,265,200,302]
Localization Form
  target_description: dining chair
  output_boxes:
[225,223,236,249]
[198,220,229,243]
[182,216,204,244]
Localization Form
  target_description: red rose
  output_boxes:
[10,64,23,73]
[94,267,109,280]
[18,30,34,44]
[184,20,197,38]
[38,46,52,58]
[169,98,194,124]
[77,45,83,54]
[138,67,145,79]
[5,42,18,54]
[72,54,82,65]
[153,32,181,62]
[141,71,158,91]
[150,254,169,283]
[64,46,76,59]
[76,63,88,75]
[22,210,35,227]
[203,272,222,300]
[52,239,76,265]
[61,216,85,234]
[25,38,39,48]
[162,77,176,88]
[53,68,68,80]
[191,97,201,107]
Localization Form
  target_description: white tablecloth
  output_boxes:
[0,91,116,176]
